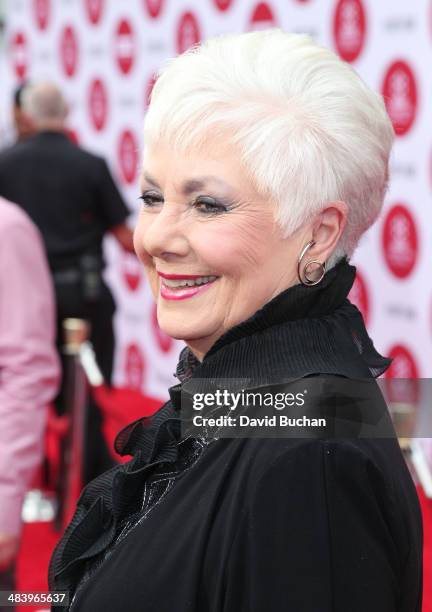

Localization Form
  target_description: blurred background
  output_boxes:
[0,1,430,611]
[1,0,431,391]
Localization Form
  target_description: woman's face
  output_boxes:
[134,138,305,360]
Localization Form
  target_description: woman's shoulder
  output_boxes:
[221,435,422,567]
[234,435,416,513]
[234,436,389,474]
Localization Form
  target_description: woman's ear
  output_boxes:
[310,201,348,261]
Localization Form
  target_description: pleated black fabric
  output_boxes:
[48,256,423,612]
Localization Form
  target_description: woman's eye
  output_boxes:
[193,197,228,214]
[139,192,163,207]
[138,192,229,214]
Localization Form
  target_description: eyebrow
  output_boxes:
[142,172,232,196]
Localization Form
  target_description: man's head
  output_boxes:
[21,81,68,133]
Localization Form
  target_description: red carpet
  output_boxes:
[12,387,432,611]
[16,522,59,612]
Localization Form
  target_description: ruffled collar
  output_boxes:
[204,255,358,355]
[49,255,391,598]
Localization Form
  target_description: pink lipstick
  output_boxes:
[157,271,218,301]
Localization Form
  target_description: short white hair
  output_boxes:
[21,81,68,125]
[144,29,394,268]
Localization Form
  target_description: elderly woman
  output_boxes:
[49,30,422,611]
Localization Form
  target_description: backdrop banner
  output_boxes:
[0,0,431,404]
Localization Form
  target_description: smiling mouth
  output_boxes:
[160,275,219,289]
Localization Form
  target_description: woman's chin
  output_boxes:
[157,317,215,345]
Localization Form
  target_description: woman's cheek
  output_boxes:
[192,227,239,270]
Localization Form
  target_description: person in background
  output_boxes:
[0,197,59,611]
[0,81,135,483]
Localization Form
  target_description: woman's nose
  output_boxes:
[136,204,189,260]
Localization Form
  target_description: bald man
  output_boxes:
[0,81,134,482]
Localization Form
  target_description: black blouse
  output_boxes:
[48,257,423,611]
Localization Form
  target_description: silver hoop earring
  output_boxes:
[297,240,326,286]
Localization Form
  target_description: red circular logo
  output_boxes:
[249,2,276,29]
[118,130,138,185]
[124,343,145,391]
[213,0,234,10]
[34,0,50,30]
[143,0,164,18]
[382,203,418,279]
[333,0,366,63]
[85,0,104,25]
[382,60,417,136]
[11,32,28,79]
[152,304,173,353]
[145,73,157,110]
[88,78,108,131]
[348,268,369,327]
[176,11,201,54]
[60,25,78,78]
[385,344,419,405]
[122,253,142,292]
[115,19,135,75]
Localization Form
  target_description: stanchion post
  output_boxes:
[57,318,89,531]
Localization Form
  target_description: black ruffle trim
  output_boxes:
[48,397,185,600]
